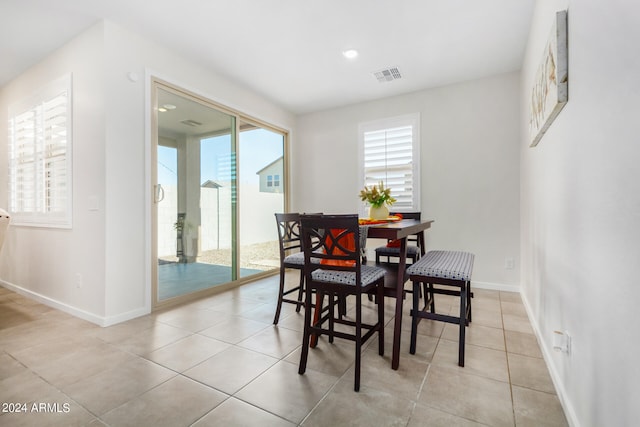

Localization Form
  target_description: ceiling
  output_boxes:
[0,0,535,115]
[157,88,234,139]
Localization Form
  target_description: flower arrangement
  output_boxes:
[359,181,396,208]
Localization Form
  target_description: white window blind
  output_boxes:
[359,113,420,211]
[8,74,72,227]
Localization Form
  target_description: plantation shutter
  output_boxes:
[362,117,418,211]
[9,74,72,227]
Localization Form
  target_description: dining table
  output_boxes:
[363,218,434,370]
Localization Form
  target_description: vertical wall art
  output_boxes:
[529,10,568,147]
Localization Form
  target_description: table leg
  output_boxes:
[391,237,408,370]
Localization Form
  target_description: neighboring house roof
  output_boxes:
[256,156,283,175]
[201,180,222,188]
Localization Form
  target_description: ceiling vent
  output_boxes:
[180,119,202,127]
[373,67,402,83]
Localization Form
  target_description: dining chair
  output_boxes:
[406,250,475,366]
[273,212,339,325]
[273,213,306,324]
[374,212,422,265]
[298,214,386,392]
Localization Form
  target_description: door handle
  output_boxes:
[155,184,165,203]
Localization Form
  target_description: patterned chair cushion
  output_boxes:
[374,245,420,255]
[311,265,386,286]
[284,251,321,266]
[283,251,305,265]
[406,250,474,281]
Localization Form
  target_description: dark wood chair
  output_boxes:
[299,214,386,392]
[274,212,341,325]
[406,250,475,366]
[273,213,306,324]
[374,212,422,264]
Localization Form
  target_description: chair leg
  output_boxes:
[339,292,347,317]
[378,281,385,356]
[273,267,286,324]
[428,283,436,312]
[354,293,362,392]
[329,293,335,344]
[295,270,304,313]
[310,291,324,349]
[298,285,314,375]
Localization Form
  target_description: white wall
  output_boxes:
[0,23,108,319]
[157,185,283,256]
[295,72,521,290]
[0,20,295,325]
[520,1,640,425]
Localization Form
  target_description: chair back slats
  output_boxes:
[390,211,421,221]
[391,212,421,244]
[301,214,361,275]
[275,213,303,258]
[375,211,423,265]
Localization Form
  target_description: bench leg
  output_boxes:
[458,285,466,367]
[410,280,420,354]
[467,280,472,324]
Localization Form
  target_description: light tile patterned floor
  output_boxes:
[0,275,568,426]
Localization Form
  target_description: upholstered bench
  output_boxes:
[406,250,475,366]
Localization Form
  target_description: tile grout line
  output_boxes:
[499,292,518,426]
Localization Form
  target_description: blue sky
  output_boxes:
[158,128,283,186]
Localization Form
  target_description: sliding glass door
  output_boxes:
[152,82,285,306]
[238,120,285,278]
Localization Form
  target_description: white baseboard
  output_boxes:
[520,293,579,427]
[472,280,520,293]
[0,279,149,327]
[101,307,150,327]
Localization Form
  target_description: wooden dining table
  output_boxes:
[364,218,434,370]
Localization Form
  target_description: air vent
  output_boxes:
[180,119,202,127]
[373,67,402,83]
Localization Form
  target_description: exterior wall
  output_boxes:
[258,158,284,193]
[158,184,282,256]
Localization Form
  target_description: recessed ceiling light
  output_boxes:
[343,49,359,59]
[158,107,167,113]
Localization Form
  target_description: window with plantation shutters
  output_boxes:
[359,113,420,212]
[8,74,72,228]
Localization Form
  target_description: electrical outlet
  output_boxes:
[75,273,83,289]
[505,257,514,269]
[553,330,571,354]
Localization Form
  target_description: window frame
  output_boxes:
[358,113,421,212]
[8,73,73,228]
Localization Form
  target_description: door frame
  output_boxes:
[149,77,290,311]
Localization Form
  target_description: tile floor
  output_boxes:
[0,275,568,426]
